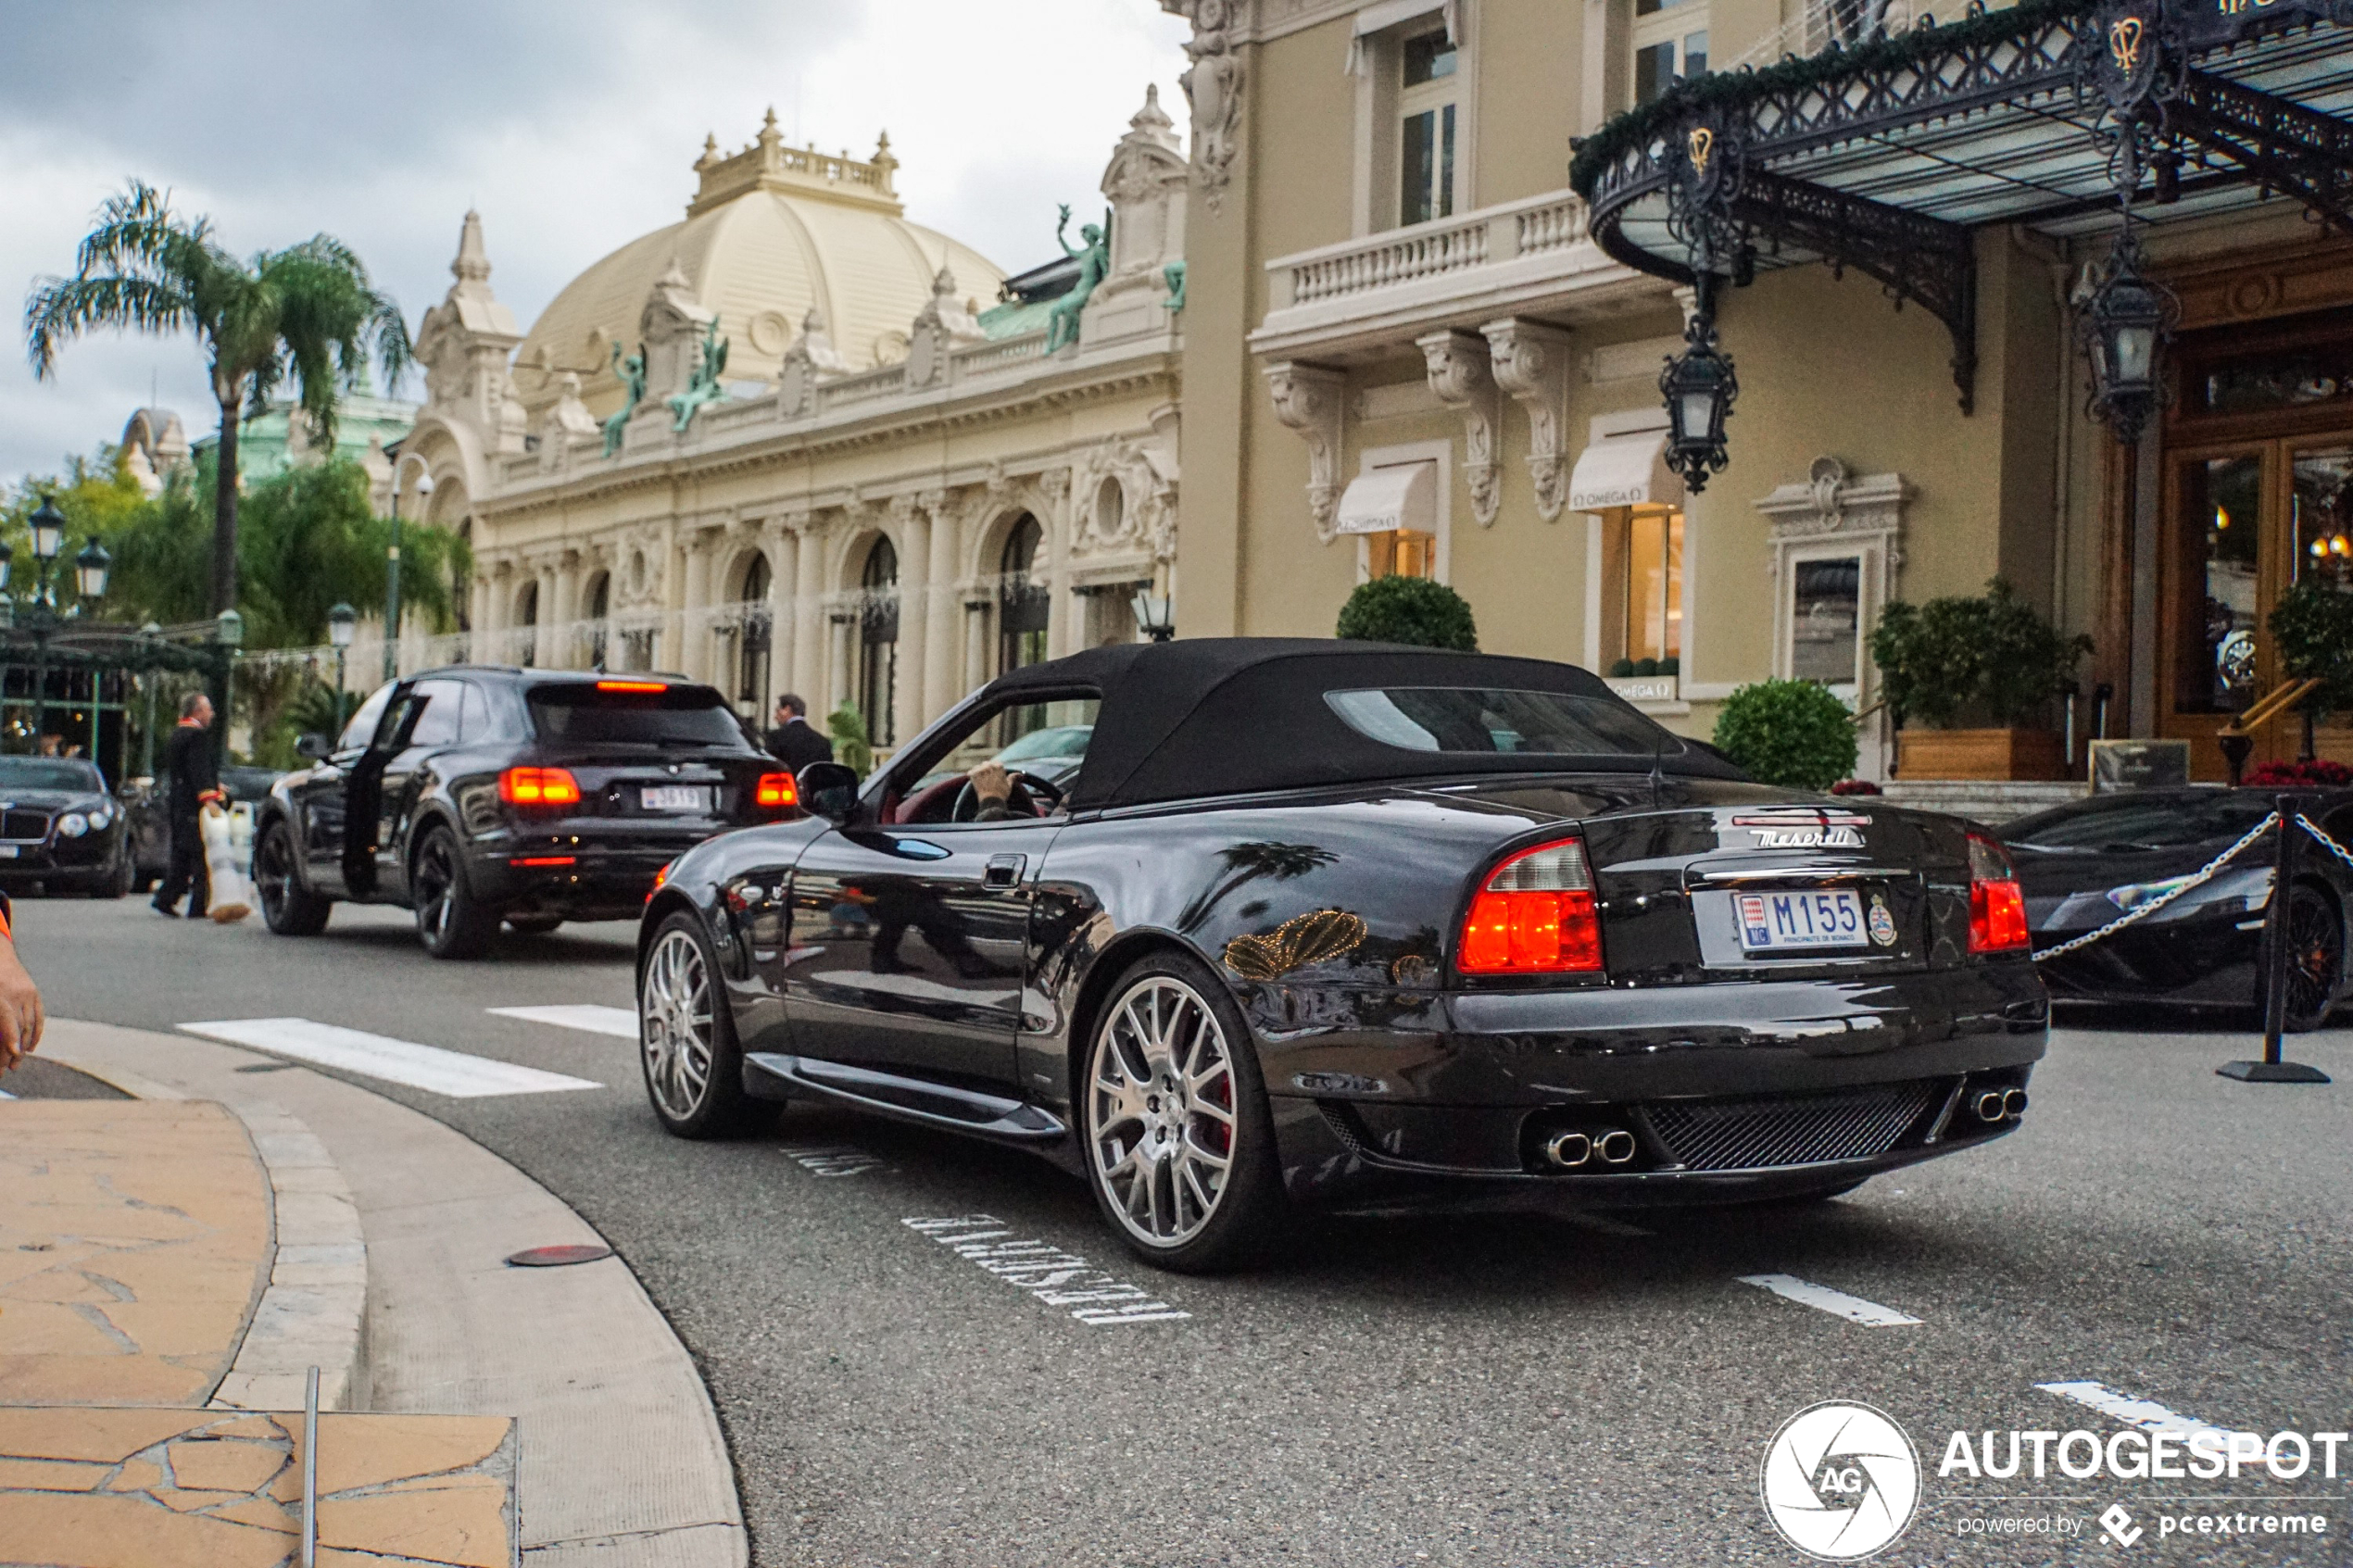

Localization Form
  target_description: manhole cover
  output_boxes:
[504,1244,613,1268]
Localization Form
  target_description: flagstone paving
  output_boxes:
[0,1406,518,1568]
[0,1100,270,1407]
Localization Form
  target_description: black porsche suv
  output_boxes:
[256,667,800,958]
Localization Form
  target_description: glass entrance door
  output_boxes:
[2163,433,2353,774]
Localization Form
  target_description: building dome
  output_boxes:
[513,113,1004,419]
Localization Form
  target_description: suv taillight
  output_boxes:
[755,771,798,809]
[1457,839,1604,974]
[500,766,582,807]
[1968,832,2030,954]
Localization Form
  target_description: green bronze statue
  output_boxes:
[602,341,646,458]
[1163,259,1187,314]
[667,318,731,433]
[1045,203,1111,355]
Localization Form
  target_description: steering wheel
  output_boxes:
[951,769,1064,823]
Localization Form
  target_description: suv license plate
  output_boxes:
[1737,889,1866,951]
[640,785,710,813]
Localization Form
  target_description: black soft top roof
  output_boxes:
[987,638,1741,809]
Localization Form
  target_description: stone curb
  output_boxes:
[208,1103,371,1413]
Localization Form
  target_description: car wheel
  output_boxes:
[1082,951,1284,1273]
[638,913,766,1138]
[410,828,496,960]
[505,915,563,935]
[255,822,331,935]
[2276,883,2345,1033]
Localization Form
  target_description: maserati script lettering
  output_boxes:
[1751,827,1865,849]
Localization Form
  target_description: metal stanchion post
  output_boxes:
[2221,792,2333,1084]
[301,1363,320,1568]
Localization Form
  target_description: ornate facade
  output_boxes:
[389,93,1188,753]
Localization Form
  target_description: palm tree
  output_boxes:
[24,180,410,617]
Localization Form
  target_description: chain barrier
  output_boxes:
[2030,810,2282,963]
[2296,814,2353,874]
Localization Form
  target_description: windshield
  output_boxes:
[2005,790,2271,850]
[527,682,746,747]
[996,723,1093,764]
[0,757,104,793]
[1325,687,1685,758]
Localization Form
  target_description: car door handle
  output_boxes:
[984,853,1027,889]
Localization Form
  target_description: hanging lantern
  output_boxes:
[2078,228,2176,446]
[73,535,110,600]
[1659,306,1738,493]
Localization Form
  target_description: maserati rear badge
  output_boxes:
[1868,896,1898,947]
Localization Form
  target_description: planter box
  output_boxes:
[1895,728,2068,782]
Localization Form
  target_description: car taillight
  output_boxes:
[500,766,583,807]
[755,771,798,809]
[1968,832,2030,954]
[1456,839,1604,974]
[597,680,669,693]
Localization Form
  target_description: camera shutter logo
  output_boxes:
[1759,1400,1920,1560]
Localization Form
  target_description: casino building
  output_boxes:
[387,92,1189,752]
[1158,0,2353,784]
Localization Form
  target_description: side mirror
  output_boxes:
[796,761,862,824]
[296,733,333,761]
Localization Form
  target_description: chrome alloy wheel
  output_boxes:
[1088,975,1238,1248]
[641,928,716,1121]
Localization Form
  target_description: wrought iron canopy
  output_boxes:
[1571,0,2353,411]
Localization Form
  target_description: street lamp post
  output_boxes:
[12,496,107,750]
[327,602,357,736]
[387,459,432,683]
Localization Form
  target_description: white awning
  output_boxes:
[1567,430,1680,513]
[1334,461,1437,535]
[1346,0,1458,73]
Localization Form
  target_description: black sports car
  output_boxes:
[256,666,799,958]
[636,640,2048,1272]
[0,755,133,897]
[2003,786,2353,1030]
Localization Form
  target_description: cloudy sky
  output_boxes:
[1,0,1191,483]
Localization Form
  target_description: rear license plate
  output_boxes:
[1737,889,1866,951]
[0,846,17,858]
[639,785,710,813]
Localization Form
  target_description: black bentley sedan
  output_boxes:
[0,754,132,897]
[636,640,2048,1272]
[2004,786,2353,1030]
[256,667,799,958]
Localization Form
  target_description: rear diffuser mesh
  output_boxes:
[1646,1082,1940,1172]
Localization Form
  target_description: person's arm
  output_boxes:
[194,730,224,807]
[0,894,44,1073]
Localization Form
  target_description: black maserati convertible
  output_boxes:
[637,640,2047,1271]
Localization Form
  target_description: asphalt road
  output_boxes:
[13,894,2353,1565]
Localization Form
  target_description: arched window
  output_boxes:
[737,553,773,715]
[998,514,1051,745]
[584,572,610,670]
[858,537,900,747]
[515,580,539,668]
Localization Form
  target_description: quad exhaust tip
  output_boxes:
[2002,1087,2028,1119]
[1542,1127,1638,1169]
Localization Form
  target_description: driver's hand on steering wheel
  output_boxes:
[966,759,1013,813]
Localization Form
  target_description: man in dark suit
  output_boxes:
[763,694,834,772]
[152,692,224,918]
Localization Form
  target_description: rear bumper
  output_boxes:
[1246,959,2047,1208]
[463,841,686,921]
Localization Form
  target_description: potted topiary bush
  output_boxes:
[2269,577,2353,762]
[1336,575,1478,650]
[1712,679,1859,791]
[1869,578,2091,781]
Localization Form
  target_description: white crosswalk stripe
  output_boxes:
[488,1004,639,1039]
[1738,1273,1922,1326]
[181,1018,602,1098]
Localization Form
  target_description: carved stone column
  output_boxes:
[963,586,992,694]
[1482,319,1574,522]
[894,502,930,746]
[921,490,961,720]
[680,532,713,684]
[1264,363,1347,540]
[791,515,826,711]
[533,558,559,667]
[1418,330,1502,527]
[763,523,796,707]
[549,551,580,668]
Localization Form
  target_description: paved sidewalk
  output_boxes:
[38,1020,748,1568]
